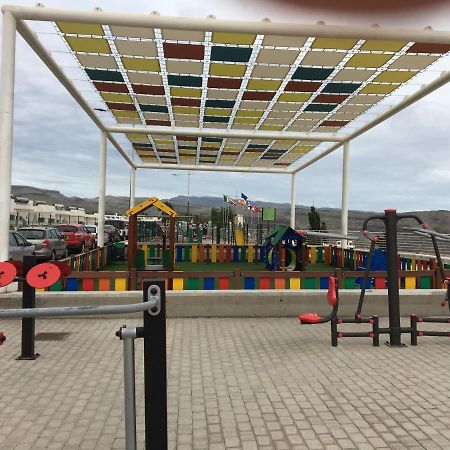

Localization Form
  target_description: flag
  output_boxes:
[223,194,228,203]
[241,193,248,201]
[228,197,237,205]
[237,199,246,206]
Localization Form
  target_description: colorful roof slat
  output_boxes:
[53,20,450,169]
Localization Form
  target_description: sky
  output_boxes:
[1,0,450,213]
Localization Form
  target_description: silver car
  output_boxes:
[16,227,68,260]
[9,231,35,260]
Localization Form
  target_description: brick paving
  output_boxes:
[0,317,450,449]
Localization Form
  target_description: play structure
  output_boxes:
[299,210,450,347]
[126,197,176,275]
[263,226,306,271]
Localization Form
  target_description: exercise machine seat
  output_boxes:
[298,313,322,324]
[298,277,338,325]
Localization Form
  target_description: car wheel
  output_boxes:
[50,250,56,261]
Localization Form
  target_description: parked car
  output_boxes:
[85,225,108,247]
[17,227,68,260]
[9,230,35,260]
[55,224,95,253]
[104,224,121,243]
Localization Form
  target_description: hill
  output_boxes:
[10,185,450,232]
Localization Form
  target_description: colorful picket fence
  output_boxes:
[45,267,450,292]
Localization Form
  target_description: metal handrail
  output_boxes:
[0,300,157,318]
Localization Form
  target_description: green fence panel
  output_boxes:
[240,247,247,262]
[186,278,200,290]
[303,278,317,289]
[317,246,323,263]
[344,277,356,289]
[49,280,62,291]
[419,276,432,289]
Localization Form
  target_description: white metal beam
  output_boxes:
[340,142,350,249]
[97,132,107,247]
[129,168,136,209]
[106,125,346,143]
[0,10,16,264]
[290,173,296,229]
[292,70,450,174]
[15,19,134,168]
[135,163,288,174]
[4,5,450,43]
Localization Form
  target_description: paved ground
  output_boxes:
[1,317,450,449]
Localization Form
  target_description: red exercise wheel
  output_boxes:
[26,263,61,289]
[0,261,18,288]
[48,260,72,278]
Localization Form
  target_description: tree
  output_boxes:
[308,206,324,230]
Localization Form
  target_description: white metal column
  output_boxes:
[130,168,136,209]
[290,173,296,229]
[340,142,350,248]
[97,132,107,247]
[0,11,17,263]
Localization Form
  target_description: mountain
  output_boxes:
[10,185,450,232]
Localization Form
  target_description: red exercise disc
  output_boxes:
[26,263,61,289]
[0,261,18,287]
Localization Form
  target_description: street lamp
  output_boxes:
[171,171,191,217]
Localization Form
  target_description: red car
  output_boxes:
[55,224,95,254]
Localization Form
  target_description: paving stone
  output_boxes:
[0,318,450,449]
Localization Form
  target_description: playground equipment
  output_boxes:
[299,209,450,348]
[0,280,166,450]
[235,228,245,246]
[406,226,450,345]
[0,255,72,359]
[263,226,305,271]
[126,197,176,279]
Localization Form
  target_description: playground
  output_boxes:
[1,3,450,450]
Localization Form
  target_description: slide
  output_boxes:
[235,229,245,245]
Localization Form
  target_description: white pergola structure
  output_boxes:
[1,4,450,261]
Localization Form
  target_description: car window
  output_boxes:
[9,233,18,246]
[86,226,96,233]
[49,230,57,239]
[14,233,27,246]
[56,225,77,233]
[17,229,45,240]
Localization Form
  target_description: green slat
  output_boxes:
[186,278,200,290]
[49,280,62,291]
[240,247,247,262]
[344,277,356,289]
[420,277,432,289]
[303,278,317,289]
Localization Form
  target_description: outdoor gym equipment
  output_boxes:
[0,279,168,450]
[405,226,450,345]
[298,276,380,347]
[362,209,442,347]
[0,255,72,359]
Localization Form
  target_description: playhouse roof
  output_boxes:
[264,225,300,244]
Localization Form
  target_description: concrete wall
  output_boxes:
[0,289,448,318]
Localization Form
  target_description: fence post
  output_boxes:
[234,269,240,289]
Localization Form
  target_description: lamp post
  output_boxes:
[171,171,191,217]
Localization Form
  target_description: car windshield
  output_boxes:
[86,226,96,233]
[104,225,116,230]
[56,225,77,233]
[17,229,45,239]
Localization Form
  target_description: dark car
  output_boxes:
[17,227,68,260]
[104,224,121,243]
[9,231,35,260]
